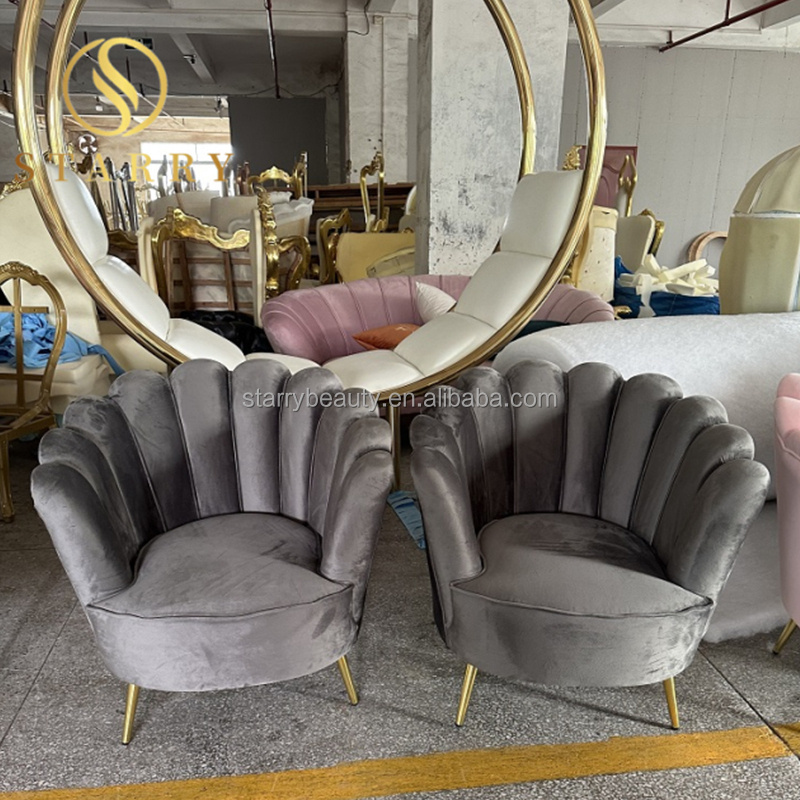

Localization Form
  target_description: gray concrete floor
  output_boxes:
[2,437,800,797]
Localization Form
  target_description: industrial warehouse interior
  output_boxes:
[4,1,800,798]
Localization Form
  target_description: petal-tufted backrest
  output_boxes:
[262,275,471,363]
[425,361,761,573]
[113,360,380,531]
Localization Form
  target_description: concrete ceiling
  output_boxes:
[0,0,406,108]
[589,0,800,50]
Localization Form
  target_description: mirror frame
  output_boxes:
[13,0,606,400]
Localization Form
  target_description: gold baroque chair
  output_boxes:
[251,186,313,300]
[360,151,389,233]
[247,152,308,200]
[0,261,66,522]
[150,208,251,315]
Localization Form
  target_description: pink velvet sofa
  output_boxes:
[262,276,613,363]
[774,374,800,650]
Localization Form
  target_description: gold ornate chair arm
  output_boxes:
[256,187,312,299]
[285,237,313,292]
[318,208,352,285]
[359,152,389,233]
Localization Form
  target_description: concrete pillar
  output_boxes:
[417,0,570,274]
[344,4,410,183]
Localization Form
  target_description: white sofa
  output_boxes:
[494,312,799,641]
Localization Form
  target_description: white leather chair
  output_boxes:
[0,176,160,408]
[47,166,313,374]
[262,170,583,393]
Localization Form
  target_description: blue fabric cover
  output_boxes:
[0,312,124,375]
[613,258,720,318]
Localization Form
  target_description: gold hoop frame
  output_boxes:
[14,0,606,401]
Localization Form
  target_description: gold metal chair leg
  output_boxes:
[337,656,359,705]
[387,403,401,491]
[0,438,14,522]
[456,664,478,727]
[663,677,679,730]
[122,684,140,745]
[773,620,797,655]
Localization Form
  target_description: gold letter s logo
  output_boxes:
[62,38,168,138]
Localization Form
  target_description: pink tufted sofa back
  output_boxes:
[262,276,613,363]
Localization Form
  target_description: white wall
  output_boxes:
[561,45,800,267]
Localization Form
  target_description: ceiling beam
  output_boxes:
[0,8,347,36]
[170,32,215,83]
[762,0,800,27]
[590,0,631,18]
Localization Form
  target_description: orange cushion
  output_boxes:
[353,323,420,351]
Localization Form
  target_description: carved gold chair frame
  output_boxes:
[317,208,352,285]
[254,186,313,299]
[14,0,606,402]
[151,208,251,313]
[359,152,389,233]
[0,261,66,522]
[247,153,308,199]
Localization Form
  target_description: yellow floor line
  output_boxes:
[0,723,793,800]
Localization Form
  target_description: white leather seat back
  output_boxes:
[93,255,171,339]
[500,170,583,258]
[454,252,553,329]
[0,182,101,344]
[394,313,495,377]
[50,166,109,265]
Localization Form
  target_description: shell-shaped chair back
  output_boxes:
[35,360,381,603]
[416,360,761,600]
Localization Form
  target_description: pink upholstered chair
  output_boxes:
[262,277,613,364]
[773,374,800,654]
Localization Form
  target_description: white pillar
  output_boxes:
[344,5,410,183]
[417,0,570,274]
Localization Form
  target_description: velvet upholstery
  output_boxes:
[31,360,393,693]
[410,361,769,688]
[262,277,614,364]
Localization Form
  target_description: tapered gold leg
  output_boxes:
[455,664,478,727]
[0,438,14,523]
[122,684,140,745]
[773,620,797,655]
[386,403,402,491]
[663,677,679,730]
[337,656,359,705]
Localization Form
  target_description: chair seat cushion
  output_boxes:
[447,513,713,687]
[457,513,706,617]
[98,513,339,618]
[87,512,357,691]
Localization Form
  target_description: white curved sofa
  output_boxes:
[494,312,800,641]
[258,170,583,394]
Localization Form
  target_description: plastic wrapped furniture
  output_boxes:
[411,360,768,728]
[772,374,800,654]
[31,359,393,743]
[720,145,800,314]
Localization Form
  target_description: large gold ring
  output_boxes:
[13,0,606,394]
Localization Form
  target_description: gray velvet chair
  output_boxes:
[31,360,393,743]
[410,360,769,728]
